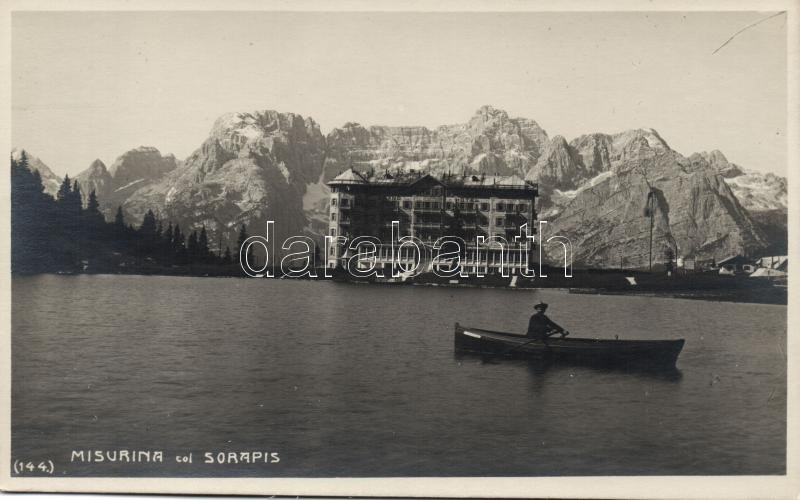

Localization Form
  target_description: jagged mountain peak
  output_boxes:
[702,149,729,164]
[11,147,62,196]
[103,146,179,206]
[611,127,670,153]
[467,105,545,131]
[323,106,551,182]
[689,150,743,178]
[111,108,330,247]
[194,109,325,179]
[526,135,585,190]
[75,158,113,203]
[212,110,320,138]
[87,159,108,174]
[472,104,509,120]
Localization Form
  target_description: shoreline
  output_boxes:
[11,269,788,306]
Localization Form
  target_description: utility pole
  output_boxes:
[646,188,656,272]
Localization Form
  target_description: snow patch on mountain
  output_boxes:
[555,170,615,200]
[114,178,146,192]
[723,171,787,212]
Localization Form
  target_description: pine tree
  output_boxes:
[236,223,252,268]
[173,224,184,252]
[11,151,52,271]
[139,209,157,237]
[57,175,72,203]
[70,180,82,213]
[31,170,43,194]
[237,223,249,249]
[664,247,675,275]
[187,230,199,264]
[77,189,105,252]
[18,150,29,170]
[155,219,163,240]
[173,224,187,265]
[160,222,174,265]
[11,151,45,199]
[198,225,209,263]
[87,189,100,214]
[137,209,159,257]
[113,206,127,245]
[163,222,173,247]
[114,206,125,228]
[86,190,103,222]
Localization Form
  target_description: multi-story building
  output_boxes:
[326,168,539,276]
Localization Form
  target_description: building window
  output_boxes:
[403,201,412,209]
[331,198,337,206]
[330,246,336,256]
[331,213,337,221]
[496,202,504,211]
[330,228,336,236]
[480,203,489,211]
[341,198,349,207]
[496,217,504,226]
[432,202,440,209]
[518,204,527,212]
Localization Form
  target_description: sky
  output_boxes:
[11,10,788,177]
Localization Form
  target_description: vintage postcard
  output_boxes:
[1,0,798,498]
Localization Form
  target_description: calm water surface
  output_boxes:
[12,274,786,476]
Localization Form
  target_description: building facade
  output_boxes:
[326,169,539,275]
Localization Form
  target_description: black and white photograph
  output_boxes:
[2,1,798,498]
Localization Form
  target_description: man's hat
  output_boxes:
[534,302,548,311]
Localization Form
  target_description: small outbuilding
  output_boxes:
[717,255,758,275]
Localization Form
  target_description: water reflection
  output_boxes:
[455,351,683,383]
[525,358,683,382]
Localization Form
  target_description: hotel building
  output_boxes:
[326,169,539,275]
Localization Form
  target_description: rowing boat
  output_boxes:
[454,323,684,368]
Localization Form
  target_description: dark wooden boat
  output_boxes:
[454,323,684,368]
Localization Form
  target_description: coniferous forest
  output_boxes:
[11,151,251,275]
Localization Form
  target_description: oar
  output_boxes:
[498,331,569,357]
[498,337,543,357]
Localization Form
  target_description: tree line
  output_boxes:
[11,151,251,274]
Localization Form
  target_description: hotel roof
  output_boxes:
[328,168,536,190]
[329,168,369,184]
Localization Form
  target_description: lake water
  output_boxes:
[11,274,786,476]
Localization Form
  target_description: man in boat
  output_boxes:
[527,302,568,341]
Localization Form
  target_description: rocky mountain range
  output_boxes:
[323,105,550,182]
[14,106,788,268]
